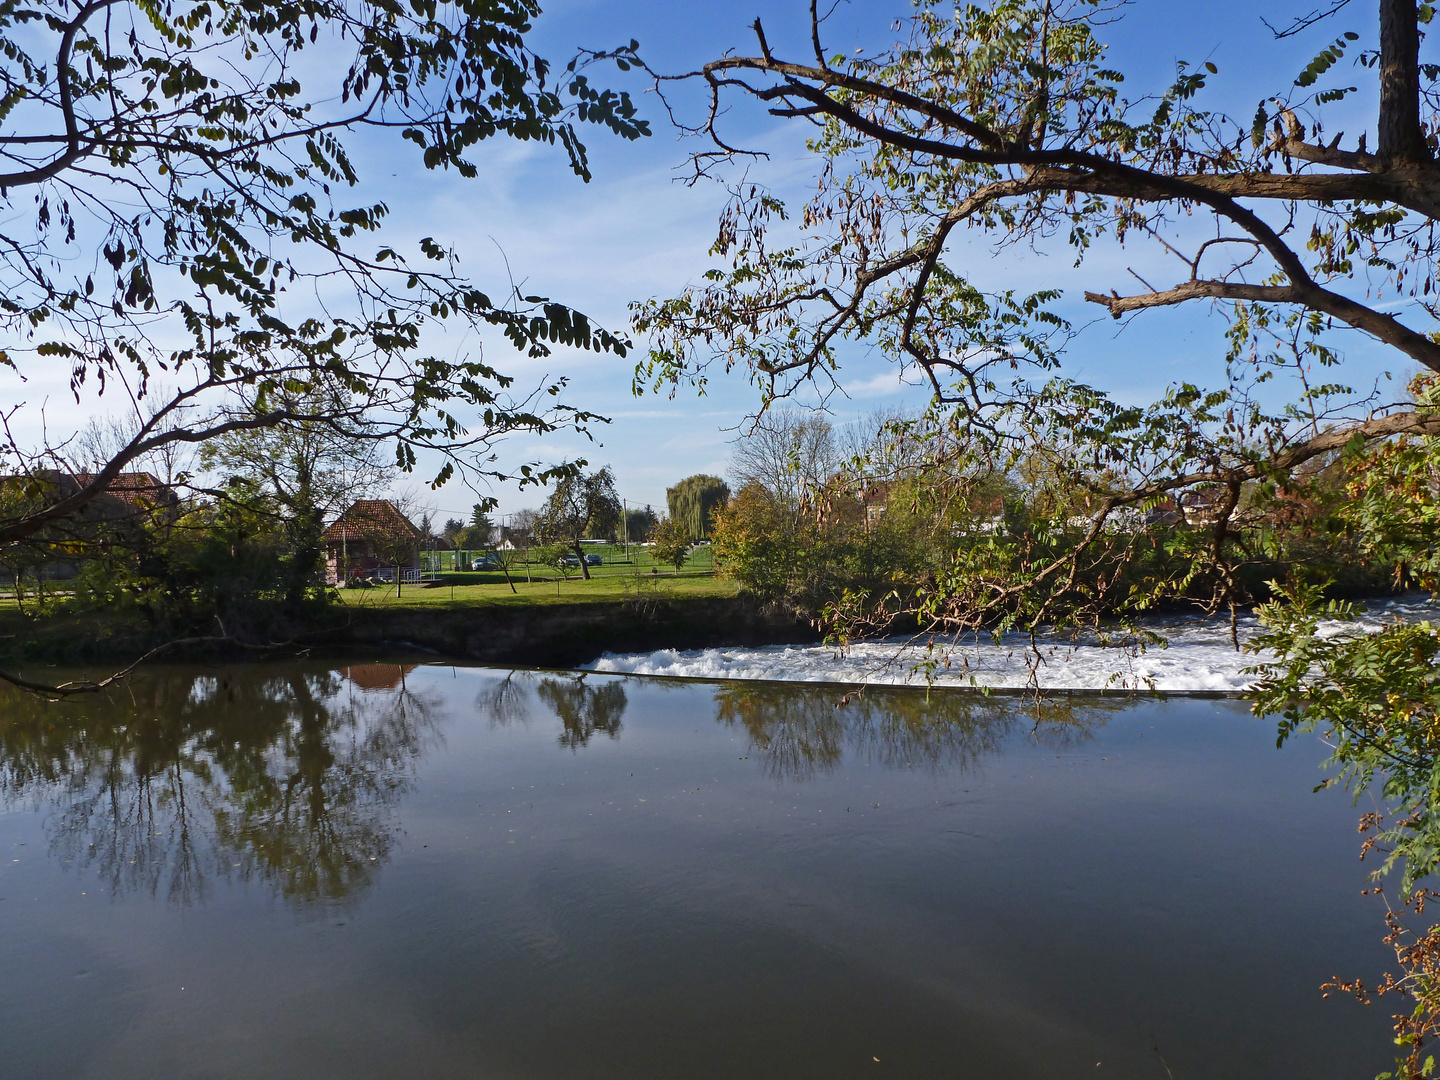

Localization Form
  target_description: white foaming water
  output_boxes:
[584,595,1439,693]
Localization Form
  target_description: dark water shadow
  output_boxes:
[0,664,439,906]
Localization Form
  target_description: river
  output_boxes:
[0,661,1398,1078]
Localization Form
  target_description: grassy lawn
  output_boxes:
[0,545,738,617]
[338,543,738,610]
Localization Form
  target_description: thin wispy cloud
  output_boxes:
[842,371,914,399]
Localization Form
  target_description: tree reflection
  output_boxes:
[533,676,627,749]
[476,671,535,728]
[477,671,1120,779]
[714,684,1125,780]
[0,664,437,905]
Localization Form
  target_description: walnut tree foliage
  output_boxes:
[0,0,648,549]
[627,0,1440,632]
[622,0,1440,943]
[534,464,618,578]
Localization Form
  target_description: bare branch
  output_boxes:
[1262,0,1356,38]
[0,633,238,698]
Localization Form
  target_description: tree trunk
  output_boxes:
[285,504,323,613]
[1379,0,1429,164]
[575,540,590,580]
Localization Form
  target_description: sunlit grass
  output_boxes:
[336,568,737,609]
[336,543,734,609]
[0,545,738,616]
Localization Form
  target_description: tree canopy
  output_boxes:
[0,0,648,548]
[201,384,392,607]
[630,0,1440,633]
[728,411,834,510]
[535,465,619,577]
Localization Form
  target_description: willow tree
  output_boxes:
[627,4,1440,1068]
[665,473,730,539]
[0,0,646,553]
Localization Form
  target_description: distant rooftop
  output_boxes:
[71,471,173,506]
[322,499,420,543]
[1,470,176,510]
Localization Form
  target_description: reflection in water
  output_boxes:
[476,670,537,728]
[0,665,1127,904]
[0,665,436,905]
[714,685,1124,780]
[478,673,630,747]
[534,676,628,749]
[342,663,417,692]
[0,668,1394,1080]
[508,670,1120,781]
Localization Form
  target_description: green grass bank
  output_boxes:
[0,567,818,672]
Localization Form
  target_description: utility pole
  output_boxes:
[622,499,628,562]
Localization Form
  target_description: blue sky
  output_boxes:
[381,0,1412,526]
[24,0,1408,526]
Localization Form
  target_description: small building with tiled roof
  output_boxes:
[0,469,180,580]
[4,469,179,519]
[74,471,176,509]
[322,499,421,584]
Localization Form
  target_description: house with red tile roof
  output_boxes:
[0,469,181,580]
[322,499,421,584]
[3,469,179,520]
[75,471,177,508]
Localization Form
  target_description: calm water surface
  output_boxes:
[0,663,1397,1078]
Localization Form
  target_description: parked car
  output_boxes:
[471,555,501,571]
[556,553,581,568]
[583,553,603,567]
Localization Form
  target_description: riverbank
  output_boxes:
[0,587,820,671]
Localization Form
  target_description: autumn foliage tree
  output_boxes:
[648,516,693,571]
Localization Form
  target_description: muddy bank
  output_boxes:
[0,595,821,670]
[330,595,821,666]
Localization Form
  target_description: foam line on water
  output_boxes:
[582,596,1438,692]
